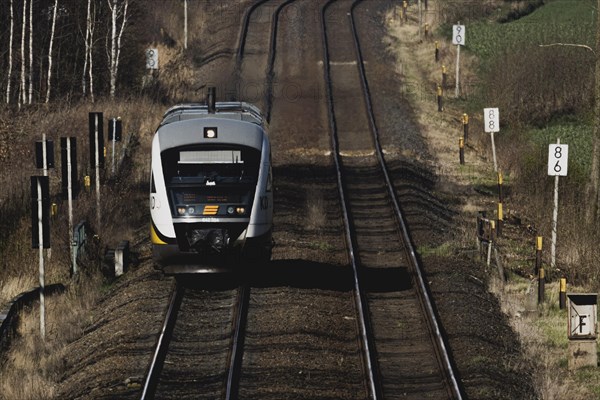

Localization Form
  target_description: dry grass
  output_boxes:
[385,1,599,398]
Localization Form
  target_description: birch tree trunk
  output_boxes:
[109,0,118,98]
[20,0,27,107]
[108,0,129,99]
[6,0,14,104]
[45,0,59,103]
[184,0,188,49]
[89,0,95,103]
[28,0,33,104]
[83,0,91,98]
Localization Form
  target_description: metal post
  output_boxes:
[455,38,461,98]
[112,119,116,176]
[95,115,101,233]
[551,139,560,270]
[67,138,75,275]
[435,41,439,62]
[37,180,45,339]
[42,133,48,177]
[490,131,498,172]
[184,0,188,49]
[463,113,469,144]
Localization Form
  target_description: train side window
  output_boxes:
[151,173,156,193]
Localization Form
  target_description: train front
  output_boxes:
[150,112,272,273]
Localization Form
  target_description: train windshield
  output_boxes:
[162,145,261,217]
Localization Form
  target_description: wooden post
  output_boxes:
[535,236,543,275]
[441,65,447,89]
[497,202,503,237]
[559,277,567,309]
[538,267,545,304]
[462,113,469,144]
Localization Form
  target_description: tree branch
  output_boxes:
[538,43,596,55]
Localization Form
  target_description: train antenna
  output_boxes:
[207,87,216,114]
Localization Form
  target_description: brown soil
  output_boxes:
[44,1,539,399]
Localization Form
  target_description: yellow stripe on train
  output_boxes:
[203,205,219,215]
[151,224,167,245]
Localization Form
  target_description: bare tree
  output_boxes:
[20,0,27,107]
[45,0,59,103]
[6,0,14,104]
[28,0,33,104]
[107,0,129,98]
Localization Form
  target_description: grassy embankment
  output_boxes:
[460,1,599,397]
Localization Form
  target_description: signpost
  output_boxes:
[548,139,568,270]
[89,112,104,232]
[61,137,78,274]
[452,24,465,98]
[146,48,158,70]
[483,107,500,171]
[108,117,122,176]
[31,176,50,339]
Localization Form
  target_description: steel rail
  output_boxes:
[236,0,273,62]
[140,281,185,400]
[320,1,383,399]
[264,0,298,122]
[348,1,464,398]
[224,283,251,400]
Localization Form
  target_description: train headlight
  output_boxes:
[203,127,218,139]
[177,207,186,215]
[236,207,246,215]
[227,206,235,215]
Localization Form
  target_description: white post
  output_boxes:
[551,138,560,270]
[184,0,188,49]
[42,133,48,177]
[95,115,101,232]
[455,42,461,98]
[418,0,422,37]
[490,131,498,172]
[112,119,116,176]
[67,138,75,275]
[37,180,45,339]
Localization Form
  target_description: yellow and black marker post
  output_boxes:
[535,236,542,275]
[459,137,465,165]
[84,175,91,192]
[497,171,504,237]
[442,65,447,89]
[437,85,443,112]
[402,0,408,22]
[538,266,545,304]
[424,23,429,39]
[462,113,469,143]
[559,277,567,309]
[435,41,439,62]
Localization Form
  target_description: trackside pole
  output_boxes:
[67,138,76,275]
[37,180,46,339]
[95,115,101,232]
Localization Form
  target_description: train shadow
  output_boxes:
[175,260,412,293]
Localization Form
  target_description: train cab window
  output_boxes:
[161,146,261,217]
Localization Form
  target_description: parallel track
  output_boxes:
[321,1,464,398]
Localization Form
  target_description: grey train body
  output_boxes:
[150,102,273,273]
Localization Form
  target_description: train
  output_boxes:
[150,88,273,273]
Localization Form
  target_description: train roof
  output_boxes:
[160,102,265,127]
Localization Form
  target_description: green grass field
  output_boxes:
[467,0,595,62]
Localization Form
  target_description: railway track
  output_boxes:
[141,1,464,398]
[321,0,464,398]
[141,278,249,400]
